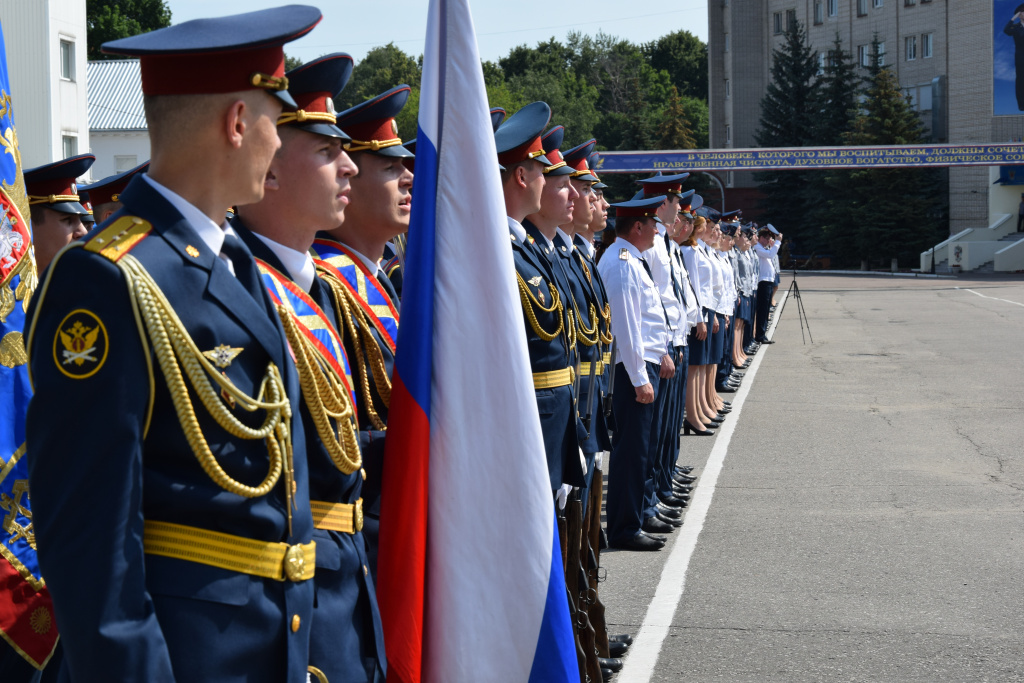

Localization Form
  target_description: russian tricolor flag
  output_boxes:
[376,1,577,682]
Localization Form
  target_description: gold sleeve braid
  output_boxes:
[276,306,361,475]
[318,269,392,432]
[516,272,563,342]
[116,255,298,533]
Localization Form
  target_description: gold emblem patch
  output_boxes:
[528,276,542,287]
[53,309,108,379]
[202,344,243,368]
[185,245,200,258]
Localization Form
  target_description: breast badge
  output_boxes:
[202,344,243,368]
[528,276,542,287]
[53,309,108,379]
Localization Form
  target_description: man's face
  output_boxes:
[33,208,86,272]
[656,194,680,226]
[238,93,285,205]
[759,234,771,247]
[638,217,659,251]
[344,152,414,240]
[569,179,593,230]
[520,160,546,216]
[538,174,577,227]
[270,128,358,236]
[587,191,608,233]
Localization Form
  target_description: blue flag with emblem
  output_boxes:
[0,19,58,670]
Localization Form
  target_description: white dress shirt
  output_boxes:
[669,241,702,339]
[143,174,236,274]
[508,216,528,243]
[597,237,669,387]
[753,240,782,282]
[705,242,727,315]
[716,248,736,314]
[251,232,317,293]
[681,243,713,322]
[641,226,682,336]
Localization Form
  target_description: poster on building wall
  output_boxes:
[996,0,1024,116]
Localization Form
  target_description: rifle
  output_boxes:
[565,495,589,682]
[585,469,610,658]
[603,339,617,420]
[582,353,599,432]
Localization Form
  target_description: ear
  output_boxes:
[225,99,247,149]
[515,165,529,190]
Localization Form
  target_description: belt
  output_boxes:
[602,351,611,366]
[533,367,573,389]
[579,360,604,376]
[311,499,363,534]
[143,520,316,582]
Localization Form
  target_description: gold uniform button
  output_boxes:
[291,615,301,632]
[360,468,366,480]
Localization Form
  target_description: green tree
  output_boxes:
[285,55,304,72]
[840,39,944,267]
[657,85,696,149]
[86,0,171,61]
[335,43,422,112]
[754,21,820,253]
[642,30,708,102]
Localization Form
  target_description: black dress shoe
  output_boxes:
[601,667,613,681]
[642,516,674,534]
[676,473,697,483]
[716,384,737,393]
[609,640,629,657]
[610,532,663,551]
[683,421,715,436]
[675,466,694,474]
[609,634,633,646]
[661,495,689,508]
[672,481,693,492]
[655,511,683,527]
[759,339,775,344]
[672,475,694,487]
[600,658,624,673]
[656,502,683,518]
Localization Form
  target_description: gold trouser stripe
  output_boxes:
[143,520,315,582]
[579,360,604,376]
[311,499,363,534]
[602,351,611,366]
[533,367,572,389]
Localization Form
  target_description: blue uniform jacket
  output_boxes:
[234,224,386,683]
[25,176,315,683]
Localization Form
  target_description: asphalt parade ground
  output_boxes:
[600,273,1024,682]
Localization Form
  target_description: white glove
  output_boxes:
[579,448,587,475]
[556,484,572,510]
[595,451,606,470]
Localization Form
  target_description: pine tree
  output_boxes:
[754,21,820,254]
[842,39,940,268]
[657,86,697,149]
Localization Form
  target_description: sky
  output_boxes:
[165,0,709,65]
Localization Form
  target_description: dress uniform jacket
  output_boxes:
[573,233,614,452]
[25,175,315,683]
[510,218,585,490]
[235,224,386,683]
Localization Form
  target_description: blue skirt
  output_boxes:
[738,295,752,321]
[709,312,726,363]
[687,310,711,365]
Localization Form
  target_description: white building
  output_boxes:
[87,58,148,180]
[0,0,90,173]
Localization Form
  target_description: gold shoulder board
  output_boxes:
[84,216,153,262]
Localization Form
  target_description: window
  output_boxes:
[857,0,868,15]
[725,33,730,52]
[59,39,74,81]
[905,36,917,60]
[814,0,824,24]
[817,51,826,75]
[828,0,838,16]
[773,12,783,34]
[878,42,886,65]
[922,33,933,58]
[786,9,797,31]
[873,0,883,6]
[115,155,138,172]
[725,125,731,144]
[727,171,734,187]
[858,44,870,66]
[918,85,932,110]
[904,0,915,5]
[62,135,77,158]
[725,79,731,98]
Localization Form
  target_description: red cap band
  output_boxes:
[498,136,545,166]
[140,45,285,96]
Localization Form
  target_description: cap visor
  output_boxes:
[370,144,415,158]
[288,121,352,141]
[48,201,90,215]
[273,89,298,109]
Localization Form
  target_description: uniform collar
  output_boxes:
[507,215,527,243]
[574,233,596,258]
[555,227,574,253]
[143,174,227,256]
[251,232,316,292]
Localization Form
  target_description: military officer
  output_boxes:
[495,102,586,495]
[25,8,324,682]
[597,196,672,551]
[754,225,783,343]
[24,154,94,272]
[312,85,414,578]
[78,160,150,224]
[229,53,386,683]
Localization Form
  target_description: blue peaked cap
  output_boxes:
[282,52,353,140]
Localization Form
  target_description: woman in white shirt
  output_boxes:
[680,216,720,435]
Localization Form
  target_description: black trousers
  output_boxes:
[755,280,773,342]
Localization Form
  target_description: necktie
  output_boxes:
[220,233,270,307]
[376,269,399,308]
[640,257,674,330]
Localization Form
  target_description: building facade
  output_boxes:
[0,0,90,173]
[709,0,1024,257]
[87,58,148,180]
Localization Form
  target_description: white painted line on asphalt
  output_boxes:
[956,287,1024,308]
[617,292,789,683]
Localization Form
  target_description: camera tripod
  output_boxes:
[776,270,813,344]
